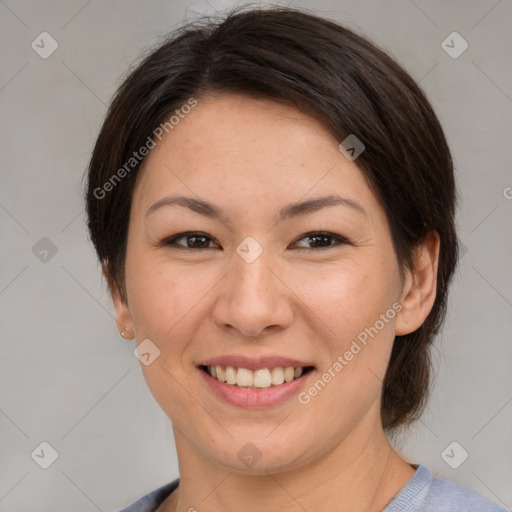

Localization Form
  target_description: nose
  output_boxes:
[212,252,294,339]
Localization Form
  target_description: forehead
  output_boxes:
[132,94,377,217]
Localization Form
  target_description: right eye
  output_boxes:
[161,232,221,250]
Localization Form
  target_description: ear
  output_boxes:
[103,261,134,339]
[395,231,440,336]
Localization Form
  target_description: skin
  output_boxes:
[112,94,440,512]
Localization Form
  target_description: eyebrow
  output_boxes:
[146,194,366,222]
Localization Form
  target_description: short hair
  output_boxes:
[86,6,459,432]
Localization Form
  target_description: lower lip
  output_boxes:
[199,368,313,409]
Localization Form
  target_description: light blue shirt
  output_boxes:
[119,465,508,511]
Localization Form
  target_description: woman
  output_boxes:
[86,6,506,512]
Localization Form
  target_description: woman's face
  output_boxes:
[115,94,413,473]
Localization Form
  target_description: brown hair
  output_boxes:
[86,6,458,431]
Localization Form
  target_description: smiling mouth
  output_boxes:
[200,365,315,389]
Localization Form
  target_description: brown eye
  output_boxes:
[292,231,347,249]
[163,232,220,250]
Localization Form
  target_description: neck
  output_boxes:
[160,416,415,512]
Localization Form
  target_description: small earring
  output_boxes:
[120,331,126,339]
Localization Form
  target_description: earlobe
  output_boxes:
[116,321,134,340]
[395,231,440,336]
[104,262,134,340]
[112,286,135,339]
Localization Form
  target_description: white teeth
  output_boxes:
[206,365,308,388]
[236,367,253,387]
[271,367,284,385]
[284,367,295,382]
[216,365,226,383]
[253,369,272,388]
[225,366,237,385]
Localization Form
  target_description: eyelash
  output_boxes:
[161,231,349,251]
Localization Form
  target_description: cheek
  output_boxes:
[124,259,215,416]
[293,259,396,341]
[125,264,177,339]
[125,254,219,354]
[290,258,400,403]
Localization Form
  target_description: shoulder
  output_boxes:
[426,473,508,512]
[384,465,508,512]
[118,479,179,512]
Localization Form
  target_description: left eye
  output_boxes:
[292,232,347,249]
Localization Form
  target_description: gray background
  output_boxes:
[1,0,511,510]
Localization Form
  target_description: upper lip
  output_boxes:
[199,355,315,371]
